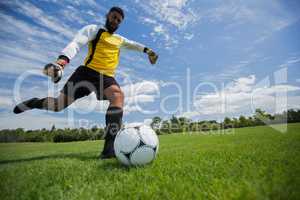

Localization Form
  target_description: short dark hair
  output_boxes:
[109,7,124,19]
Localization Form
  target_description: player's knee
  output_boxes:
[53,98,66,112]
[110,90,124,105]
[113,90,124,101]
[119,90,125,101]
[51,98,60,112]
[53,95,71,112]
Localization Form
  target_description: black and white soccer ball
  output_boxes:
[43,63,63,83]
[114,125,159,166]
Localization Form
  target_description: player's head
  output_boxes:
[105,7,124,34]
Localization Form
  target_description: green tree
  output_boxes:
[239,116,247,127]
[160,120,171,134]
[223,117,233,129]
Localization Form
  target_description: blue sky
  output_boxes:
[0,0,300,130]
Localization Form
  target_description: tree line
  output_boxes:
[150,108,300,134]
[0,126,104,143]
[0,109,299,143]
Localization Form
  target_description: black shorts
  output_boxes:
[61,66,119,100]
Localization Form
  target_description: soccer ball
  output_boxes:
[114,125,159,166]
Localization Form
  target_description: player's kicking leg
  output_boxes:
[100,84,124,159]
[13,93,74,114]
[13,66,94,114]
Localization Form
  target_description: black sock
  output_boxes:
[34,98,45,109]
[34,98,60,111]
[105,106,123,140]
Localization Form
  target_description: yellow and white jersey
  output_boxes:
[61,24,145,77]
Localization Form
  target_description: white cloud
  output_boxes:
[205,1,296,28]
[279,57,300,68]
[0,12,76,75]
[0,13,64,43]
[0,55,42,75]
[136,0,198,48]
[181,75,300,119]
[82,0,98,7]
[206,3,255,24]
[137,0,298,49]
[0,97,13,108]
[201,1,299,47]
[65,80,160,115]
[61,6,105,25]
[126,94,156,104]
[192,60,252,82]
[13,1,75,38]
[184,33,194,40]
[61,8,88,25]
[123,80,160,114]
[140,17,158,25]
[0,45,49,64]
[122,81,160,98]
[69,94,109,114]
[137,0,197,29]
[154,24,164,34]
[178,111,199,119]
[151,24,171,45]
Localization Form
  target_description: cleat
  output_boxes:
[100,151,116,159]
[13,98,40,114]
[100,138,115,159]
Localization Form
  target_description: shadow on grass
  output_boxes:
[0,152,98,164]
[0,152,145,171]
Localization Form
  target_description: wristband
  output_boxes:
[61,60,68,66]
[58,55,70,63]
[143,47,149,54]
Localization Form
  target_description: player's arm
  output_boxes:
[43,25,99,83]
[120,37,158,65]
[56,24,99,68]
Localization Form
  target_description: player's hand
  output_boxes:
[43,58,66,77]
[147,49,158,65]
[43,62,64,83]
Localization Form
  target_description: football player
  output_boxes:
[13,7,158,159]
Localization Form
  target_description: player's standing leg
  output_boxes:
[100,85,124,159]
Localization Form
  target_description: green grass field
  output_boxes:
[0,124,299,200]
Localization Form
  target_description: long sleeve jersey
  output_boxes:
[61,24,146,77]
